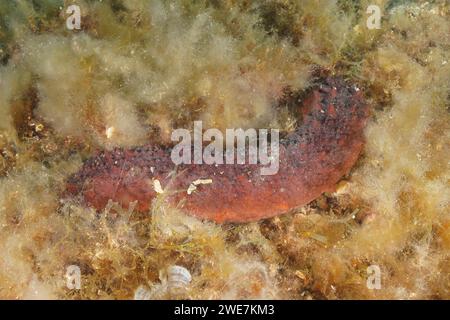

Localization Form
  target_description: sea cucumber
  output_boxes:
[66,76,369,223]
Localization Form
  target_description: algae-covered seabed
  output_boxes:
[0,0,448,299]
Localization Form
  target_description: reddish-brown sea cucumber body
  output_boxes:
[66,77,369,223]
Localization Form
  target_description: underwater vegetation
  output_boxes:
[0,0,449,299]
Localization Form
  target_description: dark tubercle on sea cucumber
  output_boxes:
[66,76,369,223]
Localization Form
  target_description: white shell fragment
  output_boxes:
[105,126,115,139]
[133,285,152,300]
[187,179,213,195]
[167,265,192,293]
[153,179,164,194]
[133,265,192,300]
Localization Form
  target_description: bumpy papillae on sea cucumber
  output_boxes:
[66,77,369,223]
